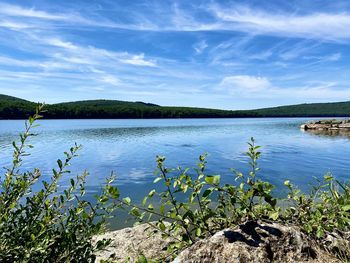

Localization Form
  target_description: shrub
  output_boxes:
[119,139,350,261]
[0,105,117,262]
[118,138,279,259]
[284,174,350,238]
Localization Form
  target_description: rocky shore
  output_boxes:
[94,221,350,263]
[301,119,350,131]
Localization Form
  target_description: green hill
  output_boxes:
[248,102,350,117]
[0,94,349,119]
[0,95,36,119]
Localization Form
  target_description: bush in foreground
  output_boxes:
[0,105,118,262]
[119,141,350,261]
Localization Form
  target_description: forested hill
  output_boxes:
[1,94,350,119]
[248,101,350,117]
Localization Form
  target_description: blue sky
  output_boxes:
[0,0,350,109]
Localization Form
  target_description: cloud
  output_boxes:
[0,3,67,20]
[218,75,350,100]
[220,75,271,94]
[278,41,320,60]
[208,5,350,41]
[0,20,33,30]
[120,54,157,67]
[43,39,157,68]
[0,3,128,30]
[193,40,208,54]
[99,75,121,86]
[303,52,342,62]
[45,38,78,50]
[2,1,350,44]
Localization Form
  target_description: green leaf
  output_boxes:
[148,189,156,197]
[137,255,148,263]
[130,207,140,217]
[316,227,324,238]
[324,174,333,181]
[195,227,202,237]
[269,211,279,220]
[342,204,350,211]
[205,175,220,185]
[108,186,120,199]
[123,197,131,205]
[159,222,166,231]
[159,204,165,214]
[202,189,212,198]
[142,196,148,206]
[57,159,63,169]
[153,177,162,183]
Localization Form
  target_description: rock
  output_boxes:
[339,123,350,128]
[323,230,350,260]
[301,119,350,132]
[93,221,348,263]
[93,223,173,262]
[172,221,341,263]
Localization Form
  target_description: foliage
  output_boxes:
[0,105,117,262]
[119,138,350,261]
[118,138,279,259]
[284,175,350,238]
[2,94,350,119]
[0,94,250,119]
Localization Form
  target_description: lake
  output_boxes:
[0,118,349,226]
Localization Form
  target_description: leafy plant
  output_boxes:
[284,174,350,238]
[118,137,349,261]
[118,138,279,260]
[0,105,118,262]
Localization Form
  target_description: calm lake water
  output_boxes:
[0,118,349,227]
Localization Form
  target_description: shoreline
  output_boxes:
[94,221,349,262]
[301,119,350,131]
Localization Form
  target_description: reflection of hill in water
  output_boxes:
[303,129,350,139]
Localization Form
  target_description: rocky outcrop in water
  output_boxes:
[301,119,350,131]
[94,221,349,263]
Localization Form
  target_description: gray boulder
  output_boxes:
[172,221,341,263]
[93,222,173,262]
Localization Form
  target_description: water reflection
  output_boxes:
[0,118,349,210]
[302,128,350,139]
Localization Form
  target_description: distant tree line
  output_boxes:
[1,94,350,119]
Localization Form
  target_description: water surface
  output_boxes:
[0,118,349,227]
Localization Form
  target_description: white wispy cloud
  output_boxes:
[208,4,350,41]
[0,3,67,20]
[278,41,320,60]
[220,75,271,94]
[193,40,208,54]
[99,75,121,86]
[303,53,342,62]
[0,3,130,30]
[45,38,78,50]
[0,20,33,30]
[2,1,350,43]
[120,54,157,67]
[218,74,350,100]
